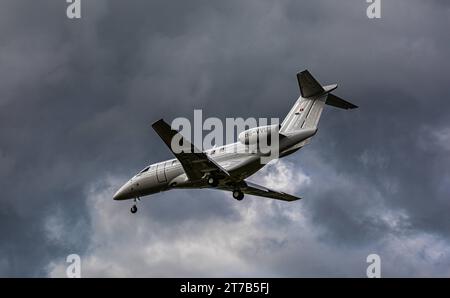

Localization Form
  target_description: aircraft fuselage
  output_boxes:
[113,127,316,201]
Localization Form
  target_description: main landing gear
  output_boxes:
[207,176,219,187]
[130,197,140,214]
[207,176,243,201]
[232,190,244,201]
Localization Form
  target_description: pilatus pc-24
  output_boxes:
[113,70,357,213]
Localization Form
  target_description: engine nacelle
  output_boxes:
[238,124,279,145]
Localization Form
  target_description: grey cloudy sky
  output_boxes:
[1,0,450,277]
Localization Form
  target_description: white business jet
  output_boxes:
[113,70,357,213]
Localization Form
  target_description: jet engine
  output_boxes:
[238,124,279,145]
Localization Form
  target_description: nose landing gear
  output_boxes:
[130,197,140,214]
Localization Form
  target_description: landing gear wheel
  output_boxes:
[207,177,219,187]
[130,205,137,214]
[233,190,244,201]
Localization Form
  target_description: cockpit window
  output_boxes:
[139,166,150,174]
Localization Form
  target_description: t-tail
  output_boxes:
[279,70,357,155]
[280,70,357,134]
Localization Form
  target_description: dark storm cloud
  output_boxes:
[1,0,450,276]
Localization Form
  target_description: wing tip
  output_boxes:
[151,118,165,127]
[284,193,302,201]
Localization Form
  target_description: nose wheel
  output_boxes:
[232,190,244,201]
[130,197,140,214]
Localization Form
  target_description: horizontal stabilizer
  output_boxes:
[326,93,358,109]
[297,70,324,98]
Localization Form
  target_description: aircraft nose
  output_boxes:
[113,183,131,201]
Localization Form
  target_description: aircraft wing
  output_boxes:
[221,181,301,202]
[152,119,230,181]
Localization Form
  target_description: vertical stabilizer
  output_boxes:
[280,70,357,135]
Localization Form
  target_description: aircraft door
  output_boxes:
[156,162,167,183]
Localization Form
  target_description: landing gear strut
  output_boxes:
[130,197,140,214]
[233,190,244,201]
